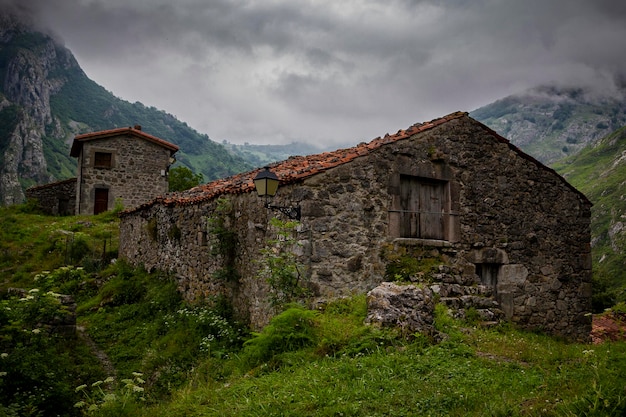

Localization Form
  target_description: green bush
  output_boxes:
[168,166,204,192]
[258,218,309,308]
[242,306,319,367]
[0,290,104,416]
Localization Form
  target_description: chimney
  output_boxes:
[134,125,142,130]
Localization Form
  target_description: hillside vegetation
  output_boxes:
[471,85,626,164]
[221,141,329,167]
[49,65,252,182]
[553,126,626,310]
[1,204,625,416]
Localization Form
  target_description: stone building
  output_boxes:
[25,178,76,215]
[70,126,179,215]
[119,112,593,341]
[27,126,179,215]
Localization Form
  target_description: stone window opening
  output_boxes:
[476,263,500,295]
[94,152,112,168]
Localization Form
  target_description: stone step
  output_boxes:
[430,283,493,298]
[452,308,505,322]
[440,295,500,310]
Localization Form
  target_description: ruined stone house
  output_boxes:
[118,112,593,341]
[26,126,179,215]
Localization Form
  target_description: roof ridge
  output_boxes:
[121,111,468,215]
[70,126,179,157]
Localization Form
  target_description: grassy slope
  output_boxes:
[553,126,626,309]
[143,315,626,417]
[1,205,625,416]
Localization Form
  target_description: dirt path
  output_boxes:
[76,325,117,378]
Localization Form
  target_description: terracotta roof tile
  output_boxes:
[121,112,467,214]
[70,126,179,157]
[120,110,590,215]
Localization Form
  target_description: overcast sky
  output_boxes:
[7,0,626,147]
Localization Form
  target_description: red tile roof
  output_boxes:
[121,111,590,216]
[70,126,179,157]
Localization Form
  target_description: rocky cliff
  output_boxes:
[0,12,252,206]
[0,13,79,204]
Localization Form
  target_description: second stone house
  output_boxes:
[70,125,179,214]
[27,125,179,215]
[119,112,593,341]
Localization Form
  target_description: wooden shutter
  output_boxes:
[419,180,444,239]
[400,176,419,238]
[94,152,112,168]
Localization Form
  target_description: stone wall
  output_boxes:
[119,115,592,341]
[25,178,76,215]
[76,135,171,214]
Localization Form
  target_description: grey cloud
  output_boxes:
[2,0,626,146]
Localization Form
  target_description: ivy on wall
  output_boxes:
[258,218,309,309]
[207,198,239,282]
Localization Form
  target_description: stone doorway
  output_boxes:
[94,188,109,214]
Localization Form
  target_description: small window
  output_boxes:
[94,152,112,168]
[476,263,500,294]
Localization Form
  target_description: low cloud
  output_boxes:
[3,0,626,146]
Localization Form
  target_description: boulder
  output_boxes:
[365,282,437,337]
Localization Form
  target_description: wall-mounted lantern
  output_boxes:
[253,167,301,220]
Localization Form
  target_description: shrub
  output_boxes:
[0,289,103,416]
[258,218,308,308]
[242,306,319,367]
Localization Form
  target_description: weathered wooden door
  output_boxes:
[400,176,417,238]
[418,181,444,239]
[94,188,109,215]
[400,176,444,239]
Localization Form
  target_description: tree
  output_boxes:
[168,166,204,192]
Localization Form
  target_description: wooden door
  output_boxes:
[400,176,419,238]
[94,188,109,215]
[400,176,445,239]
[418,181,444,240]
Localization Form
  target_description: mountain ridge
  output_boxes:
[471,84,626,164]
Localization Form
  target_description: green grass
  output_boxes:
[1,203,626,417]
[0,203,120,288]
[131,308,626,417]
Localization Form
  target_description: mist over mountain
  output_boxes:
[0,12,251,205]
[471,83,626,164]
